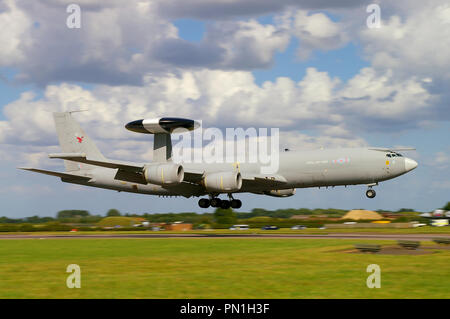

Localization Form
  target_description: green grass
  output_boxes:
[0,238,449,298]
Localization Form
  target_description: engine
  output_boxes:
[264,188,296,197]
[143,163,184,186]
[203,171,242,193]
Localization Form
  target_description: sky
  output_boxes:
[0,0,449,218]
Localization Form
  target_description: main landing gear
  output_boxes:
[198,194,242,209]
[365,183,377,199]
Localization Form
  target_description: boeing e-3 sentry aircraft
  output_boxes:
[20,112,418,209]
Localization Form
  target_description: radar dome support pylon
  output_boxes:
[125,117,200,162]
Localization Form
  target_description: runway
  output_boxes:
[0,233,449,241]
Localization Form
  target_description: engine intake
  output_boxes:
[264,189,296,197]
[203,171,242,193]
[144,163,184,186]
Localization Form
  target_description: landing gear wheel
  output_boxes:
[366,189,376,198]
[220,200,231,209]
[230,199,242,209]
[198,198,210,208]
[210,198,222,208]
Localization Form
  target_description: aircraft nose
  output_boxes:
[404,158,418,172]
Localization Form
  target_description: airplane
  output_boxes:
[19,112,418,209]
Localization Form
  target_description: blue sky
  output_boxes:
[0,1,449,217]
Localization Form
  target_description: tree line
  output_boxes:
[0,203,444,226]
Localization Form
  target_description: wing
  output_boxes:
[240,173,288,188]
[182,169,287,188]
[49,154,289,190]
[182,169,205,183]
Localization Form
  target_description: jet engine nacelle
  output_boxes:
[203,171,242,193]
[264,188,296,197]
[144,163,184,186]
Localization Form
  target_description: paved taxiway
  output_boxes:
[0,233,449,241]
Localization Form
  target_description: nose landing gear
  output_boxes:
[365,183,377,198]
[366,189,376,198]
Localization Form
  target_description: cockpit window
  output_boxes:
[386,152,403,157]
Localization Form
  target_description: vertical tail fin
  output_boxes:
[53,112,106,172]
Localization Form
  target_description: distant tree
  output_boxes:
[443,202,450,211]
[199,216,213,225]
[397,208,415,212]
[0,216,20,223]
[246,216,274,223]
[28,216,54,223]
[106,209,121,217]
[19,223,34,232]
[213,208,237,224]
[79,215,103,224]
[57,210,90,219]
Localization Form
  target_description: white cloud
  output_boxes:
[0,68,367,166]
[338,67,434,121]
[0,0,448,170]
[0,0,32,65]
[290,10,349,59]
[0,64,437,155]
[0,0,292,85]
[279,131,367,151]
[360,2,450,82]
[212,19,291,69]
[157,0,366,19]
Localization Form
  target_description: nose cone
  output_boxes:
[404,158,418,172]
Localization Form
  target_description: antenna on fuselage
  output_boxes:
[68,109,89,114]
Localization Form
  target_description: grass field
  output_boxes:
[2,225,450,236]
[0,237,449,298]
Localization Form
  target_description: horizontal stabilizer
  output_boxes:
[18,168,92,181]
[48,153,144,172]
[369,147,416,152]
